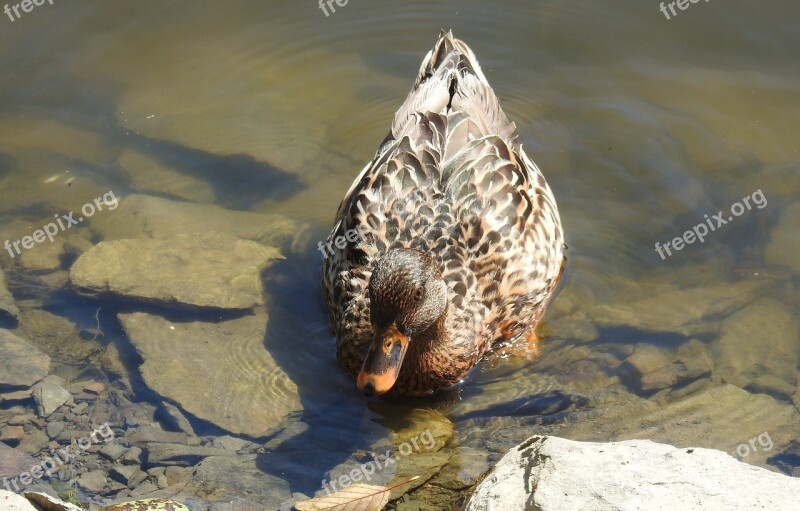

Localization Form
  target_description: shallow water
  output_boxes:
[1,0,798,508]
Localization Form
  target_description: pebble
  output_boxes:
[46,421,66,439]
[76,470,107,493]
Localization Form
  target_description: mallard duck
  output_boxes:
[322,30,564,397]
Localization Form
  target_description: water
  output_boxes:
[1,0,798,508]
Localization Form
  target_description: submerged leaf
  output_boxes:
[295,477,419,511]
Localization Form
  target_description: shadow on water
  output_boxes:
[0,68,306,211]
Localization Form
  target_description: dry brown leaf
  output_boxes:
[295,477,419,511]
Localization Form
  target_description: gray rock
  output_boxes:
[118,149,217,204]
[185,455,291,508]
[122,446,143,465]
[32,377,71,418]
[144,443,233,466]
[0,329,50,389]
[466,436,800,511]
[45,421,66,440]
[126,424,188,445]
[0,490,37,511]
[75,470,107,493]
[622,340,713,393]
[0,269,19,321]
[119,311,301,438]
[71,232,283,310]
[210,436,249,452]
[88,193,309,254]
[109,464,147,486]
[100,444,129,462]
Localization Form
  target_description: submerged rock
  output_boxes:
[765,202,800,274]
[587,280,770,335]
[0,329,50,389]
[88,194,310,254]
[118,311,301,438]
[465,436,800,511]
[713,297,798,398]
[71,232,283,310]
[103,499,191,511]
[32,376,72,417]
[0,269,19,321]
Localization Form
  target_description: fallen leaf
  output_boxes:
[295,476,419,511]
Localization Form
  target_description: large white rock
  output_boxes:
[466,436,800,511]
[0,490,37,511]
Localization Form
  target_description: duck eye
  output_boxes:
[413,288,424,301]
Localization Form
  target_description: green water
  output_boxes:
[0,0,798,509]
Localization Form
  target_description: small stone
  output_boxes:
[33,377,71,418]
[45,421,66,440]
[82,382,106,395]
[0,425,24,442]
[147,467,165,477]
[122,446,143,464]
[7,414,35,426]
[164,466,191,486]
[76,470,107,493]
[110,464,147,487]
[100,444,129,461]
[129,482,160,497]
[0,390,33,402]
[211,435,249,452]
[157,474,169,489]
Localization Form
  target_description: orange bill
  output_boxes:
[357,323,409,396]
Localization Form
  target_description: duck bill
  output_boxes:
[357,324,409,396]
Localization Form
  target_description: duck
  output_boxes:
[322,30,565,397]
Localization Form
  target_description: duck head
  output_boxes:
[358,248,448,397]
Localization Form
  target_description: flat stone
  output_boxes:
[126,424,188,445]
[0,425,25,442]
[100,444,129,462]
[210,436,249,452]
[0,329,50,389]
[82,382,106,395]
[32,377,71,418]
[76,470,107,493]
[143,443,233,467]
[89,194,309,254]
[110,465,147,486]
[466,436,800,511]
[71,232,282,310]
[185,455,291,508]
[18,238,65,274]
[0,389,32,401]
[713,297,798,394]
[119,311,301,438]
[588,280,770,335]
[0,269,19,321]
[118,149,217,204]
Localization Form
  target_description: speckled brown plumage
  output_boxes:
[322,30,565,396]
